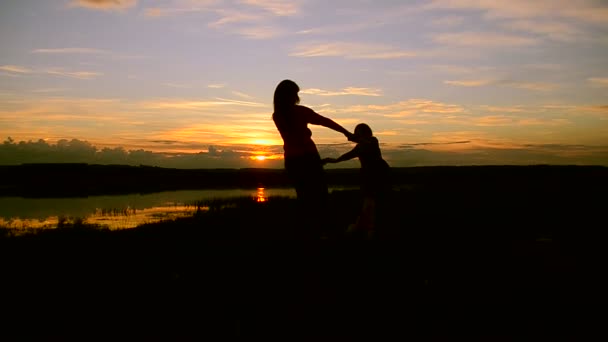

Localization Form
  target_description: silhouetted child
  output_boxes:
[322,123,390,238]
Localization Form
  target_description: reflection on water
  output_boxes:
[256,187,267,203]
[0,188,297,231]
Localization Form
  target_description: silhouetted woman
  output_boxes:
[272,79,353,234]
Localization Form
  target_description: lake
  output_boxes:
[0,187,360,231]
[0,188,302,231]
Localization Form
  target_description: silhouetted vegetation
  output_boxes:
[1,163,606,197]
[1,165,605,338]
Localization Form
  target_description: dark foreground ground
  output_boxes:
[1,165,606,339]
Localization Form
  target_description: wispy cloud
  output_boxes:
[0,64,101,79]
[478,105,527,113]
[506,81,560,92]
[301,87,382,97]
[207,84,225,88]
[444,79,494,87]
[431,65,496,74]
[239,0,300,16]
[501,20,584,42]
[69,0,137,11]
[588,77,608,87]
[0,65,33,73]
[472,115,569,127]
[207,9,265,28]
[144,1,289,40]
[32,47,109,54]
[31,88,69,93]
[433,32,537,47]
[231,25,284,39]
[143,98,266,110]
[232,91,256,99]
[344,99,466,118]
[290,42,417,59]
[296,22,386,36]
[425,0,608,24]
[445,79,560,91]
[164,83,191,89]
[430,16,464,27]
[45,68,102,80]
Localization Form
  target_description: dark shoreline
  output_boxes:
[1,163,605,197]
[1,164,604,337]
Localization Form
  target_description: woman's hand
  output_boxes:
[345,132,356,142]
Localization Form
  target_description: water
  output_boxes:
[0,188,299,231]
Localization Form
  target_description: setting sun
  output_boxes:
[254,155,266,161]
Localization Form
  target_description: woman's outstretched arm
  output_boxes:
[303,106,354,140]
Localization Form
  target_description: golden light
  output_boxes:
[256,187,267,202]
[254,155,266,161]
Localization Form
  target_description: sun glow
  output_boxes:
[254,155,266,161]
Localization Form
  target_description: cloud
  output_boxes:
[290,42,417,59]
[239,0,300,16]
[431,65,496,74]
[471,115,570,127]
[207,84,225,88]
[444,79,494,87]
[504,81,560,91]
[478,105,527,113]
[144,1,293,40]
[142,98,266,110]
[0,64,101,80]
[232,91,256,100]
[343,99,467,118]
[32,48,109,54]
[0,65,33,73]
[231,25,284,39]
[430,16,465,27]
[424,0,608,24]
[164,83,191,89]
[296,22,386,36]
[433,32,538,47]
[405,140,471,147]
[31,88,69,93]
[588,77,608,87]
[445,79,560,91]
[300,87,382,97]
[45,69,102,80]
[207,10,265,28]
[500,19,584,42]
[69,0,137,11]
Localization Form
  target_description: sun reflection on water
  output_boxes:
[0,188,299,234]
[256,187,267,202]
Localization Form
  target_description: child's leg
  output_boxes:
[353,197,376,232]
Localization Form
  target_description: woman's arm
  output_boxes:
[303,106,354,140]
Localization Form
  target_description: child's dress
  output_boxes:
[349,136,390,235]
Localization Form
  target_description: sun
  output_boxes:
[254,155,266,161]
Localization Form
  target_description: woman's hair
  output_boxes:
[273,79,300,114]
[355,123,373,138]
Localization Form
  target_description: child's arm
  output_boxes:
[322,147,358,164]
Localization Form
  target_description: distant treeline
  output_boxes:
[0,163,606,197]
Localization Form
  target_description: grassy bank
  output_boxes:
[1,167,604,338]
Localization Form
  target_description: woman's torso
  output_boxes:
[273,105,319,158]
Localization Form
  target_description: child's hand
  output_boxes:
[345,132,356,142]
[321,158,336,165]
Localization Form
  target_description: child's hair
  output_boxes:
[354,123,373,138]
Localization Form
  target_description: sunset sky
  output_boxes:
[1,0,607,168]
